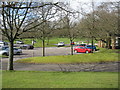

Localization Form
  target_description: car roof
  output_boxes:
[86,45,95,46]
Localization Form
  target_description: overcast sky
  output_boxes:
[3,0,120,2]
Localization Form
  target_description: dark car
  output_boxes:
[20,44,34,49]
[85,45,97,51]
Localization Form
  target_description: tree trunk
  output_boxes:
[8,40,14,70]
[91,36,94,52]
[70,40,74,55]
[46,37,49,45]
[42,39,45,57]
[118,37,120,49]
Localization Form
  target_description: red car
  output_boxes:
[70,42,75,45]
[74,46,92,53]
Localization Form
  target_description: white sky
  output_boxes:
[4,0,120,2]
[69,0,120,2]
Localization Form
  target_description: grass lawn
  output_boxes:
[16,48,119,64]
[0,70,1,89]
[15,38,97,47]
[2,71,118,88]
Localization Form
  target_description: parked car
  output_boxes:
[16,41,24,44]
[0,41,8,47]
[74,46,92,53]
[57,42,65,47]
[20,44,34,49]
[0,46,9,50]
[70,42,75,45]
[75,44,86,46]
[0,47,22,56]
[13,48,22,55]
[0,48,9,56]
[85,45,97,51]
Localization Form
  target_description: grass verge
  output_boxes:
[2,71,118,88]
[16,48,119,64]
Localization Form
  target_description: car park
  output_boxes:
[57,42,65,47]
[20,44,34,49]
[74,46,92,53]
[85,45,97,51]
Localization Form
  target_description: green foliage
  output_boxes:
[2,71,118,88]
[16,48,118,64]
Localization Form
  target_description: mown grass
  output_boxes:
[0,70,1,89]
[16,48,119,64]
[2,71,118,88]
[15,38,97,47]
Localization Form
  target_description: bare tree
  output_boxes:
[31,3,61,56]
[0,2,33,70]
[77,2,118,49]
[0,2,59,70]
[58,4,79,55]
[64,15,79,55]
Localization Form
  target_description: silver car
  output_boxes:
[0,47,22,56]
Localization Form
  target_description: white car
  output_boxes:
[16,41,24,44]
[57,42,65,47]
[0,48,22,56]
[0,46,9,50]
[0,49,9,56]
[0,41,8,47]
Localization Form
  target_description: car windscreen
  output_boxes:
[86,45,94,47]
[78,47,85,49]
[1,47,9,50]
[14,48,18,50]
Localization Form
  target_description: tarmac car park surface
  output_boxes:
[1,47,119,72]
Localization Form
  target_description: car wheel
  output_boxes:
[74,50,78,53]
[86,51,89,53]
[3,53,8,56]
[17,52,20,55]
